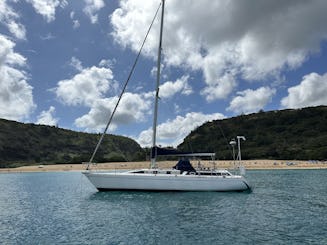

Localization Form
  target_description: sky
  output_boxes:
[1,0,327,148]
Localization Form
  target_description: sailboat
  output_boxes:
[83,0,251,192]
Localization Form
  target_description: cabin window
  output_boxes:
[167,171,171,174]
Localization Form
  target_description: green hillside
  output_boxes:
[0,119,144,168]
[1,106,326,168]
[178,106,327,160]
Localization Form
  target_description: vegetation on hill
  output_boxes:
[0,119,145,168]
[1,106,326,168]
[178,106,327,160]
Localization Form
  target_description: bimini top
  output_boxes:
[151,146,215,158]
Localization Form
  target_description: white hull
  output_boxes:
[83,171,251,192]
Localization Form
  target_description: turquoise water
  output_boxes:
[0,170,326,244]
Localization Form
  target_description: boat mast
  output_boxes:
[151,0,165,169]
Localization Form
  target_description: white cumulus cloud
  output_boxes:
[75,92,151,131]
[54,64,152,132]
[36,106,58,126]
[111,0,327,101]
[0,1,26,39]
[281,72,327,109]
[111,1,161,55]
[159,75,192,98]
[137,112,225,147]
[55,66,115,106]
[201,72,237,102]
[26,0,64,22]
[0,35,35,120]
[227,87,276,114]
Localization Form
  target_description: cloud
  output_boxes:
[70,11,80,29]
[99,59,115,68]
[111,1,160,54]
[281,72,327,109]
[0,35,35,120]
[26,0,63,22]
[54,66,115,106]
[40,33,55,40]
[0,1,26,39]
[59,0,68,8]
[7,21,26,40]
[75,92,151,131]
[70,57,83,71]
[70,11,75,19]
[73,20,80,29]
[36,106,58,126]
[227,87,276,114]
[111,0,327,101]
[137,112,225,147]
[55,62,153,132]
[83,0,105,24]
[201,72,237,101]
[159,75,192,98]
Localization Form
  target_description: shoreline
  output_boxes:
[0,160,326,173]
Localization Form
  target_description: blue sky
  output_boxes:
[1,0,327,147]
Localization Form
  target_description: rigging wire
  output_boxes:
[216,121,234,159]
[87,2,163,169]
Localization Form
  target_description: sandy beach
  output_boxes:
[0,159,326,173]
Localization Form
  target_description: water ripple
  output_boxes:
[0,170,326,244]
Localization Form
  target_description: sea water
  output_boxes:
[0,170,326,245]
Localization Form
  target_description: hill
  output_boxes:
[178,106,327,160]
[0,119,144,168]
